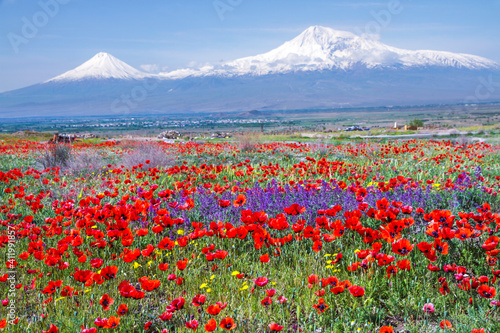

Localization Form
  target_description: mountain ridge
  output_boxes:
[1,25,499,118]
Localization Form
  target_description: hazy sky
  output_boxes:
[1,0,499,92]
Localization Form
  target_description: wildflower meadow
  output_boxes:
[0,139,499,333]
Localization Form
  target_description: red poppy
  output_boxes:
[177,258,188,271]
[308,274,320,285]
[482,236,499,251]
[284,203,306,215]
[261,296,273,307]
[116,304,128,316]
[218,199,231,208]
[265,289,276,297]
[259,254,270,263]
[477,285,496,299]
[99,294,114,311]
[379,326,393,333]
[207,304,222,316]
[233,194,246,207]
[312,298,329,313]
[159,312,173,321]
[219,317,237,330]
[392,239,414,256]
[204,319,217,332]
[439,320,452,329]
[348,285,365,297]
[192,294,206,307]
[42,324,59,333]
[166,297,185,312]
[433,238,449,255]
[104,317,120,329]
[397,259,411,271]
[386,265,398,279]
[269,323,284,332]
[253,277,269,287]
[314,289,326,297]
[422,303,434,313]
[185,319,199,331]
[439,281,450,295]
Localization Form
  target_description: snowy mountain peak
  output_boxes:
[47,52,150,82]
[297,25,358,45]
[161,26,499,79]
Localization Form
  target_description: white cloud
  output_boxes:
[140,64,158,73]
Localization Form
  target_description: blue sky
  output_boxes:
[0,0,499,92]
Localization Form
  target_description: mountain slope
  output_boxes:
[47,52,150,82]
[161,26,499,78]
[0,26,499,118]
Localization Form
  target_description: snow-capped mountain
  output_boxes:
[0,26,499,118]
[161,26,499,78]
[47,52,151,82]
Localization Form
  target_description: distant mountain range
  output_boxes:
[1,26,499,118]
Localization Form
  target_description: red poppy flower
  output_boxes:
[253,277,269,287]
[348,285,365,297]
[42,324,59,333]
[433,238,449,255]
[392,239,414,256]
[397,259,411,271]
[284,203,306,215]
[439,281,450,295]
[207,304,222,316]
[166,297,185,312]
[422,303,434,313]
[192,294,206,307]
[482,236,499,251]
[427,263,440,271]
[141,279,161,291]
[218,199,231,208]
[176,258,188,271]
[269,323,284,332]
[314,289,326,297]
[233,194,246,207]
[144,321,152,330]
[379,326,394,333]
[386,265,398,279]
[347,262,359,271]
[185,319,199,331]
[439,320,452,329]
[159,312,173,321]
[261,296,273,307]
[116,304,128,316]
[99,294,114,311]
[219,317,237,330]
[477,285,496,299]
[308,274,319,285]
[312,298,329,313]
[264,289,276,297]
[259,254,270,263]
[204,319,217,332]
[104,317,120,329]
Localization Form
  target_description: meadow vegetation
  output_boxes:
[0,138,499,332]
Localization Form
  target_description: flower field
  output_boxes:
[1,139,500,332]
